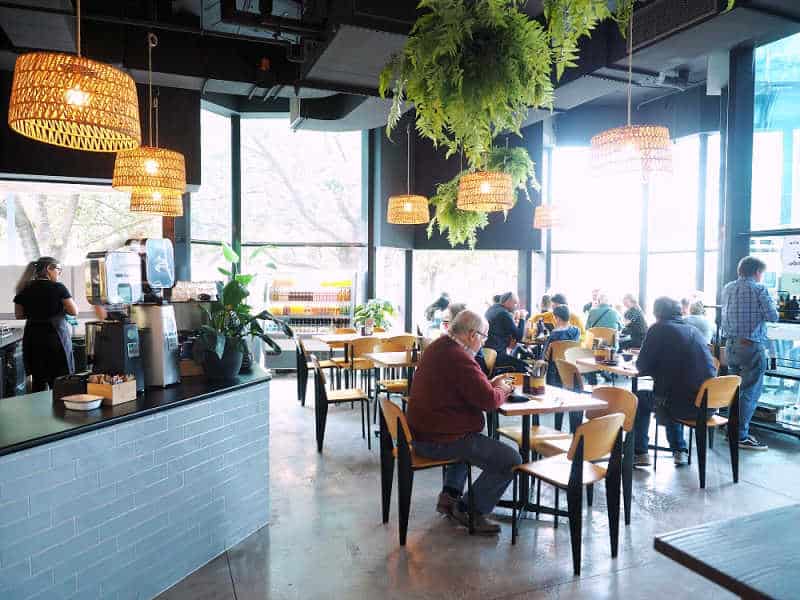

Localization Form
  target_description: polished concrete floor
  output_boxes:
[157,374,800,600]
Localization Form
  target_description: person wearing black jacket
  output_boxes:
[620,293,648,349]
[485,292,529,372]
[633,297,717,467]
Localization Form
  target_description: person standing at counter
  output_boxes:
[13,257,77,391]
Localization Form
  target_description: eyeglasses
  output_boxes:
[473,330,488,339]
[49,265,63,273]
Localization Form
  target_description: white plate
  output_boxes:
[64,398,103,411]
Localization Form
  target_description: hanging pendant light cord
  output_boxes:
[75,0,81,57]
[627,7,633,127]
[147,33,158,147]
[406,123,411,195]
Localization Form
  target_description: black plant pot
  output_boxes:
[201,345,244,380]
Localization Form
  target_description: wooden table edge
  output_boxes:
[653,537,773,600]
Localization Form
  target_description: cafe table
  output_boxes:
[654,504,800,600]
[576,357,641,392]
[496,387,608,517]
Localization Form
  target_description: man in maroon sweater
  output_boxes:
[408,310,519,534]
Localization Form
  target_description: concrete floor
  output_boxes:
[157,374,800,600]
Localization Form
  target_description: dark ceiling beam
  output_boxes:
[743,4,800,25]
[0,1,298,48]
[218,0,324,38]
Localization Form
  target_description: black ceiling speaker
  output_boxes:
[259,0,274,17]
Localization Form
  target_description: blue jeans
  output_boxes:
[414,433,522,515]
[726,338,768,441]
[634,390,690,454]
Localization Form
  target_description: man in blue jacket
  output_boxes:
[633,297,717,467]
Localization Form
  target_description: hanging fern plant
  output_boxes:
[427,146,537,249]
[380,0,614,169]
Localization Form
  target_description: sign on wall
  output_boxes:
[781,236,800,274]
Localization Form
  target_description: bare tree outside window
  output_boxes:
[0,181,161,265]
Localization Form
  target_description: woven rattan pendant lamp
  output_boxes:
[113,34,185,217]
[7,0,140,152]
[387,124,429,224]
[590,7,672,179]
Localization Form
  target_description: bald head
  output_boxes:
[449,309,489,354]
[450,309,486,336]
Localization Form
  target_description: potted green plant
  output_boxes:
[353,299,396,332]
[193,243,286,379]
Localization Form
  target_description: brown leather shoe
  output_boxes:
[436,491,459,516]
[451,506,501,535]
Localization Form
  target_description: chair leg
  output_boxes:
[398,463,414,546]
[366,401,371,450]
[688,428,693,466]
[554,412,564,431]
[298,369,308,406]
[709,425,715,449]
[466,463,474,535]
[653,422,659,472]
[511,472,518,545]
[606,464,622,559]
[380,438,395,524]
[622,433,633,526]
[535,478,541,521]
[554,487,559,529]
[696,421,708,489]
[586,484,594,507]
[566,483,583,576]
[360,401,365,439]
[729,424,740,484]
[315,400,328,454]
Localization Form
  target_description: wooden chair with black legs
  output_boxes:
[310,356,371,453]
[653,375,741,489]
[554,359,593,433]
[379,398,474,545]
[512,413,625,576]
[534,386,638,526]
[295,338,337,407]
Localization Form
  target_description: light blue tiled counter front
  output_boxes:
[0,381,269,600]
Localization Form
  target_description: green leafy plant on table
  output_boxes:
[354,299,396,330]
[194,243,288,377]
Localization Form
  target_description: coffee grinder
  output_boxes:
[85,249,146,391]
[127,238,181,388]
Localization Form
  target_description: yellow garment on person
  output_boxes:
[529,311,586,338]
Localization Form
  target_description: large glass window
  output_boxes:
[240,119,364,244]
[190,109,233,280]
[752,31,800,231]
[192,109,232,242]
[412,250,518,327]
[549,253,639,316]
[0,181,161,265]
[376,247,407,328]
[549,133,722,314]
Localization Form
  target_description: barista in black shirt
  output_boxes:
[14,257,78,391]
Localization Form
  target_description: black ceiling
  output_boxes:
[0,0,797,130]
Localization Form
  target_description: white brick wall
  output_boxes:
[0,382,270,600]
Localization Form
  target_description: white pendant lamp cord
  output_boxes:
[627,7,633,127]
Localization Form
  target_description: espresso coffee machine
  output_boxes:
[85,249,146,391]
[127,239,180,388]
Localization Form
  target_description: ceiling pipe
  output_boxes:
[219,0,324,38]
[0,2,309,48]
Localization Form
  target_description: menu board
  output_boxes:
[781,236,800,274]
